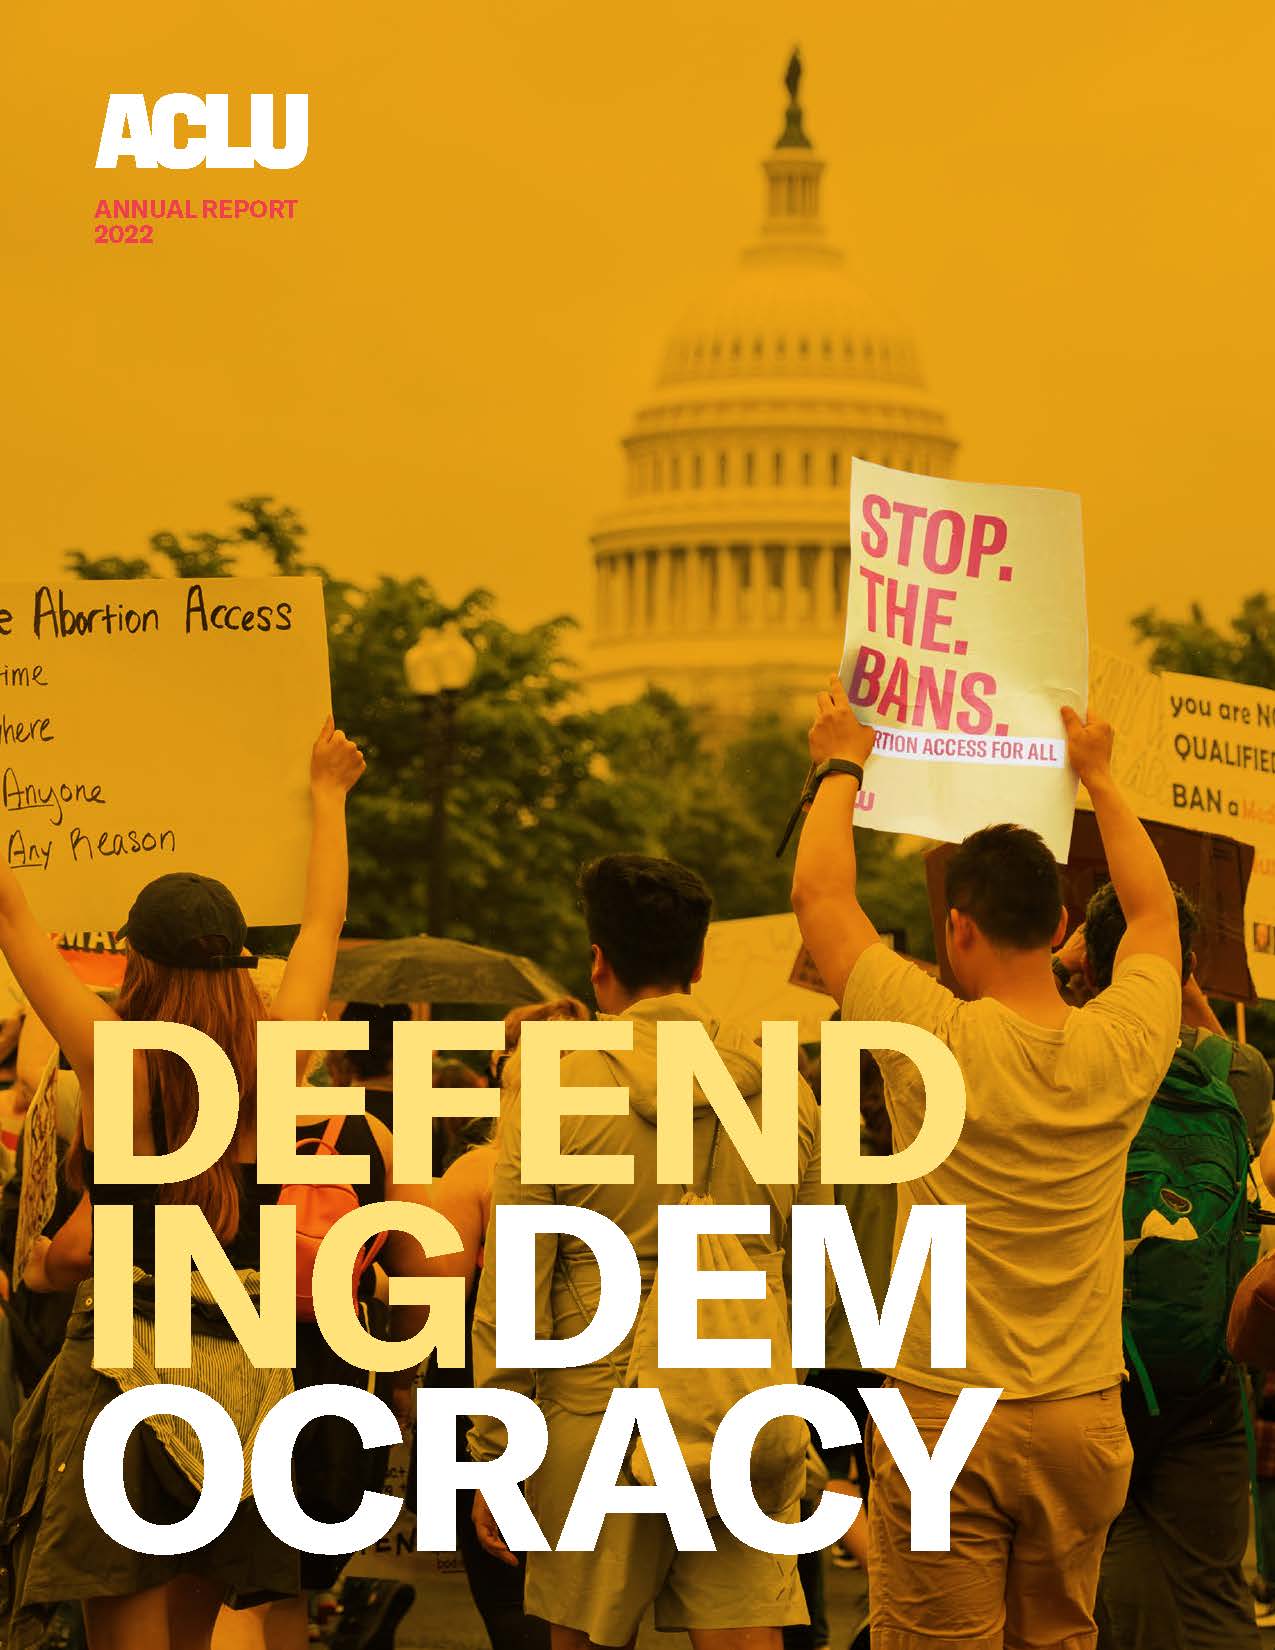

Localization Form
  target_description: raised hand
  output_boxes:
[809,675,876,768]
[1060,705,1114,786]
[310,715,366,797]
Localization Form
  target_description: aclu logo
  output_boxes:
[96,93,308,170]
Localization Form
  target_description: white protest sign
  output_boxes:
[1088,653,1275,1000]
[839,460,1088,857]
[0,576,331,929]
[692,912,837,1041]
[1087,648,1174,815]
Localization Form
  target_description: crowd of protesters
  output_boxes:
[0,685,1269,1650]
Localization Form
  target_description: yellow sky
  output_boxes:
[2,0,1272,661]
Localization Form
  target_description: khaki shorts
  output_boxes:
[524,1400,807,1646]
[869,1382,1132,1650]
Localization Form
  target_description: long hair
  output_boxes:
[74,951,263,1243]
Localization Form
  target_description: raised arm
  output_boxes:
[0,867,114,1091]
[271,718,366,1024]
[791,676,881,1004]
[1181,975,1227,1037]
[1062,706,1181,977]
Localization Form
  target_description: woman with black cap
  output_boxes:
[0,717,365,1650]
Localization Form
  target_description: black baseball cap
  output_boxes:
[118,873,256,971]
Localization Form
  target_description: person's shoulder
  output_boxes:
[842,943,956,1026]
[557,1044,618,1086]
[1091,955,1180,1022]
[1075,955,1182,1080]
[1116,953,1182,989]
[843,942,914,1002]
[446,1139,497,1188]
[1226,1037,1274,1103]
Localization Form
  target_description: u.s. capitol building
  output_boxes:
[586,53,959,714]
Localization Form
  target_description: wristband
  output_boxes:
[811,758,865,792]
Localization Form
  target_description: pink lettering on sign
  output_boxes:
[845,646,1000,737]
[847,646,885,707]
[894,502,928,567]
[859,495,891,557]
[969,514,1007,577]
[855,496,1014,584]
[923,510,964,575]
[919,587,957,652]
[857,570,957,654]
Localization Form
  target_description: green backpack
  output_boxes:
[1121,1034,1260,1415]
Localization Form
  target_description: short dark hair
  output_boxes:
[578,854,712,992]
[943,824,1064,950]
[1084,880,1197,989]
[338,1001,412,1079]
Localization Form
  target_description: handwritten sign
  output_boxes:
[1161,672,1275,999]
[0,576,330,929]
[1089,654,1275,1000]
[839,461,1088,857]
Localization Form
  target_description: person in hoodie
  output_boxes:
[467,853,830,1650]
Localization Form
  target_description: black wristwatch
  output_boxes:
[810,758,865,792]
[775,757,867,858]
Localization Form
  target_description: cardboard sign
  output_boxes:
[693,913,837,1041]
[839,460,1088,858]
[927,815,1255,1002]
[1089,654,1275,1000]
[0,576,331,929]
[1160,672,1274,999]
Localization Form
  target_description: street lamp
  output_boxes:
[404,624,478,936]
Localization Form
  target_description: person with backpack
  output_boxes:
[468,854,831,1650]
[214,1099,413,1650]
[791,683,1183,1650]
[1078,881,1273,1650]
[0,718,366,1650]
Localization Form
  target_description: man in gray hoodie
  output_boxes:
[469,853,829,1650]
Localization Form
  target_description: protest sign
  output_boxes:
[692,912,836,1040]
[1161,672,1275,999]
[1086,648,1175,815]
[925,814,1256,1001]
[1088,654,1275,1000]
[0,576,330,930]
[839,460,1088,858]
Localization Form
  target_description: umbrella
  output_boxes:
[331,936,565,1008]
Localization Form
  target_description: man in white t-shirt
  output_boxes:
[791,678,1182,1650]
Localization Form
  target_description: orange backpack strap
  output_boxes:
[320,1113,390,1270]
[290,1116,346,1157]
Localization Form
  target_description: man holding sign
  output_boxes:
[792,683,1183,1648]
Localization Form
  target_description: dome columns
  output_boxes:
[594,540,846,640]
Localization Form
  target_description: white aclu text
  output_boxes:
[96,94,308,170]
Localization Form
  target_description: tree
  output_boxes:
[64,498,935,991]
[64,551,152,581]
[1132,592,1275,688]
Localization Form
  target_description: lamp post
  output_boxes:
[404,624,477,936]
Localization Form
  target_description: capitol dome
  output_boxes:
[585,51,959,714]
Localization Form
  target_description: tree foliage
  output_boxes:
[1132,592,1275,689]
[65,498,933,992]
